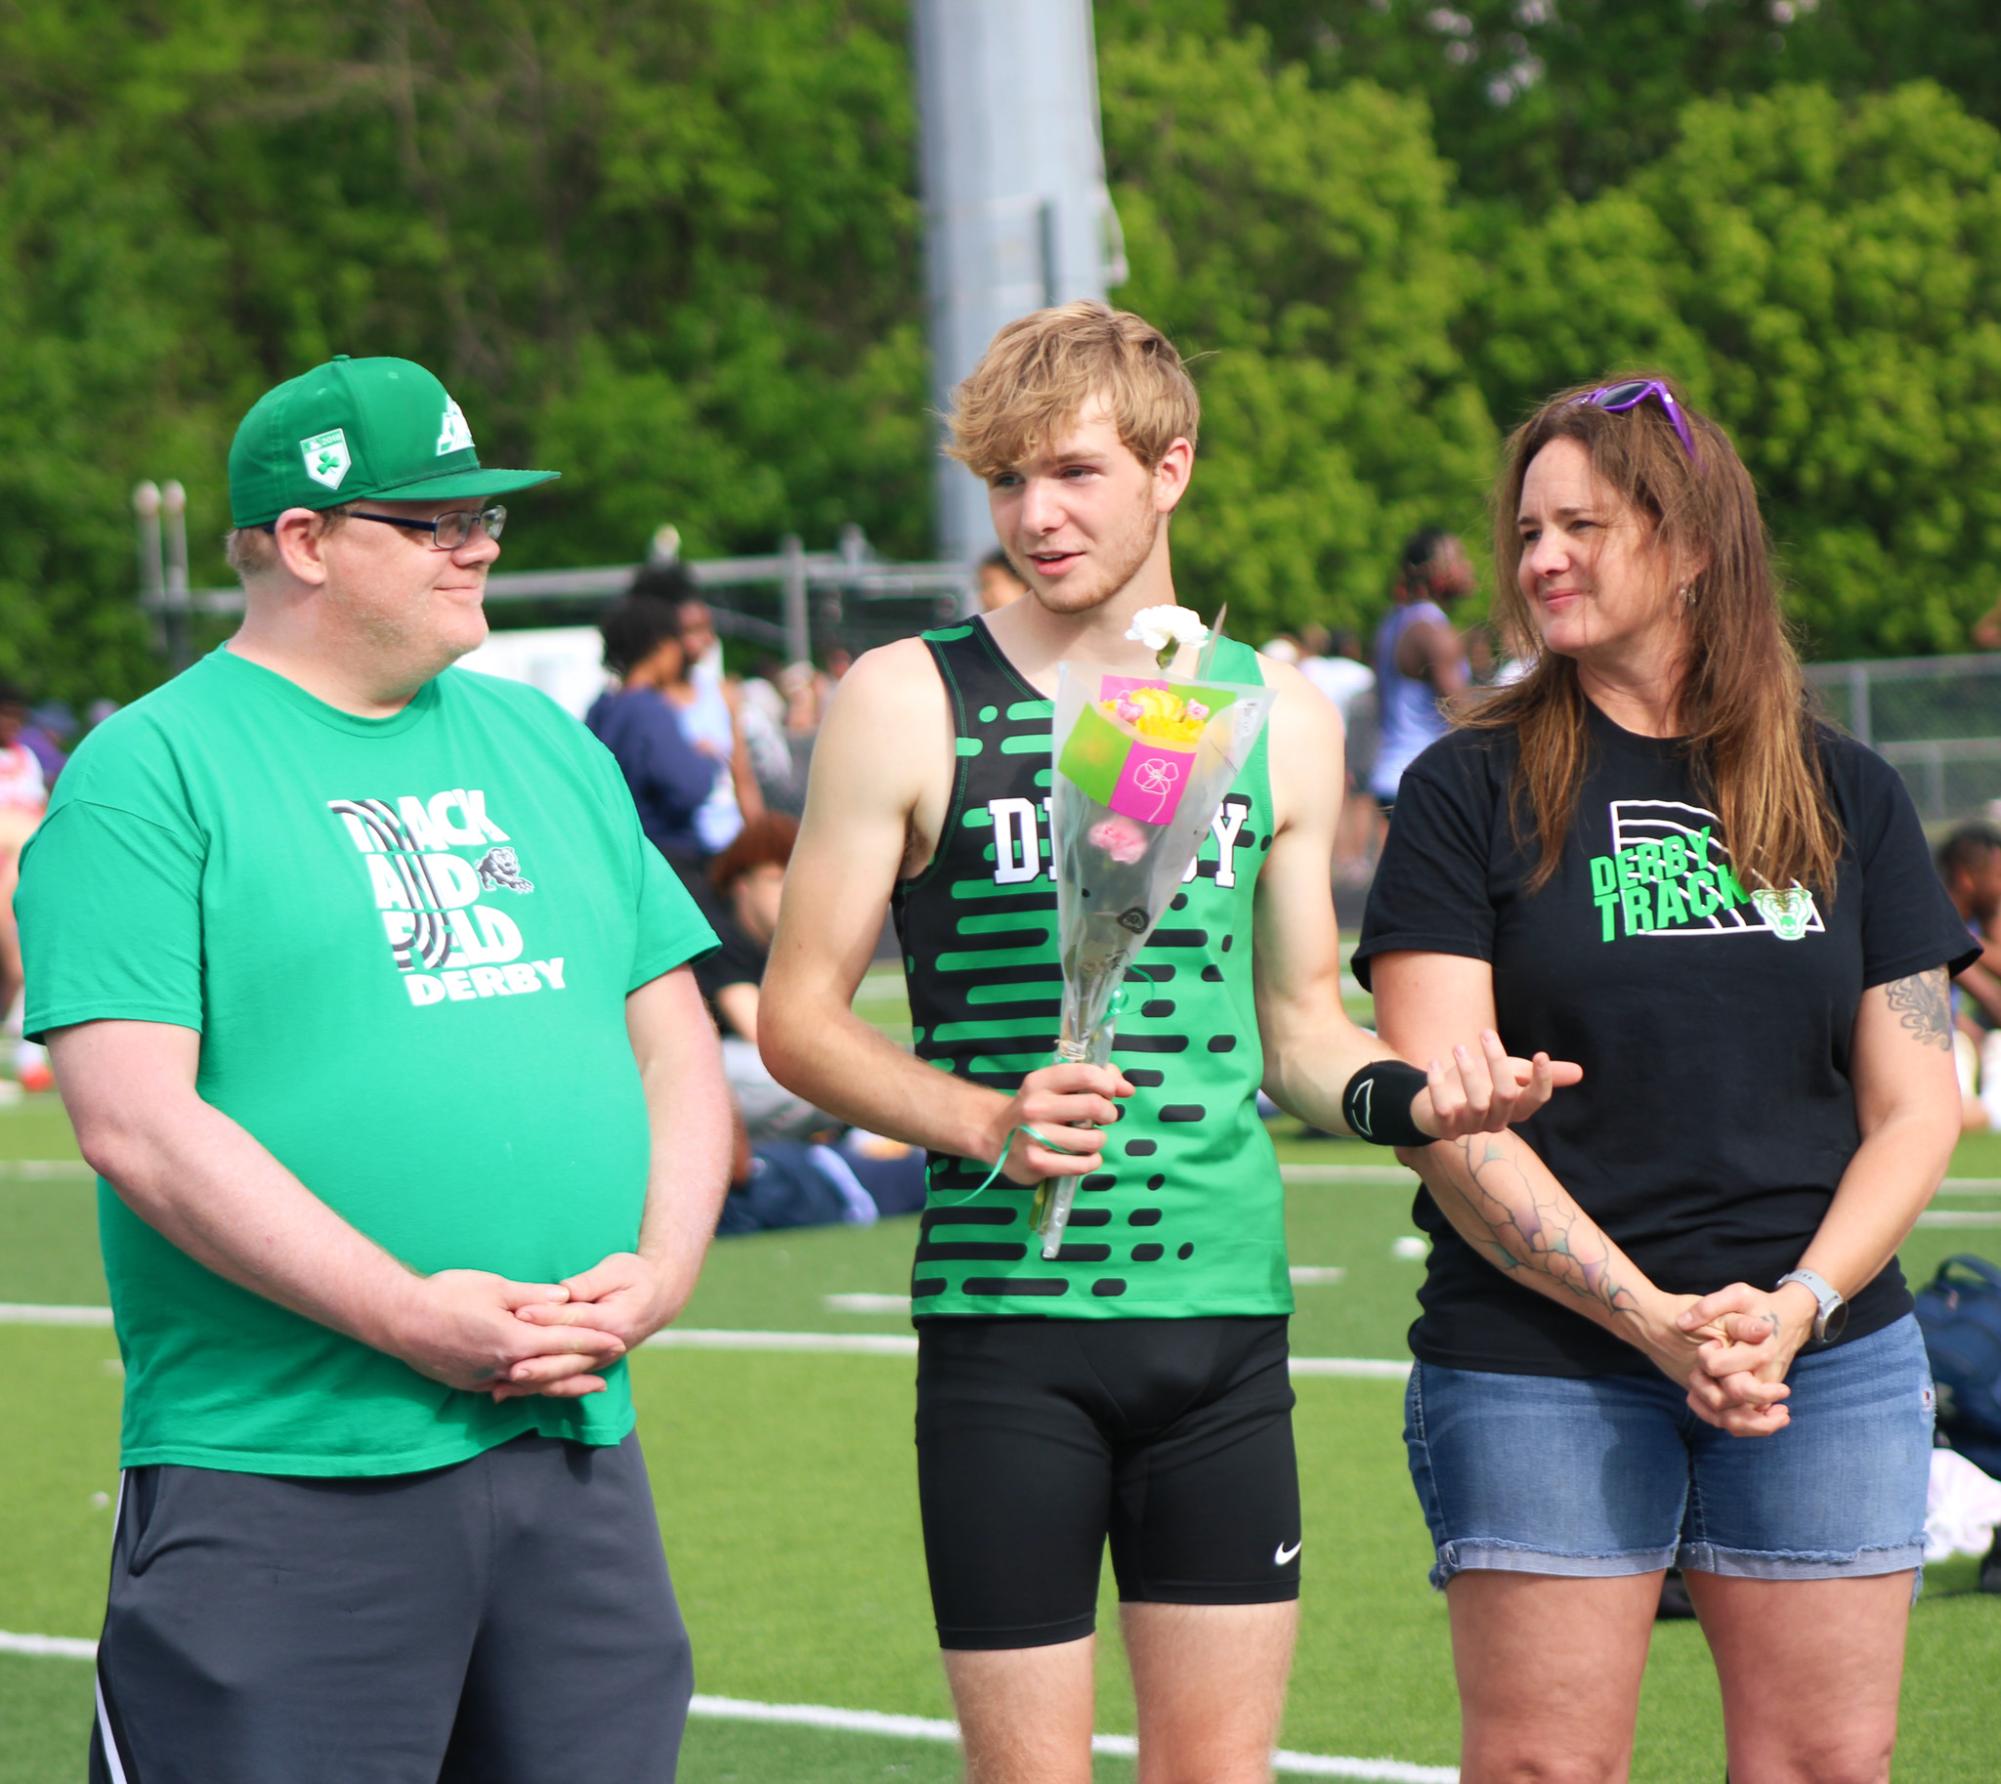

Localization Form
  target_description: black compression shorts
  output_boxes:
[914,1315,1301,1651]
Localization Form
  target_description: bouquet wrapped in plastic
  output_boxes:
[1030,607,1275,1257]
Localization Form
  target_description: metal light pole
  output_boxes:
[911,0,1127,565]
[133,482,166,659]
[161,481,191,673]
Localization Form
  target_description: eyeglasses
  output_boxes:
[1570,380,1697,460]
[347,505,508,549]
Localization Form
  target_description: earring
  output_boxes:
[1678,582,1696,606]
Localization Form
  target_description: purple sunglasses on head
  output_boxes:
[1571,378,1697,460]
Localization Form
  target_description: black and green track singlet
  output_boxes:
[891,619,1290,1319]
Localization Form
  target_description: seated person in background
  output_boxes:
[1938,822,2001,1129]
[702,831,928,1230]
[585,592,721,906]
[697,812,831,1140]
[718,1107,928,1236]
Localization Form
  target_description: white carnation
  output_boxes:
[1126,605,1210,665]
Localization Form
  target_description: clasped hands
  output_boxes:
[1656,1281,1819,1438]
[393,1254,684,1404]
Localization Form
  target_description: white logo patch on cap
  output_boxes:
[302,428,351,491]
[436,398,475,457]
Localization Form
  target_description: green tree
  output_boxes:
[1101,32,1497,642]
[0,0,929,705]
[1465,82,2001,657]
[1100,1,2001,211]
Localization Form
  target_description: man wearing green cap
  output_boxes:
[17,356,730,1781]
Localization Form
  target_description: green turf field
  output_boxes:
[3,1066,1999,1779]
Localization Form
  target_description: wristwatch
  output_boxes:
[1775,1268,1848,1346]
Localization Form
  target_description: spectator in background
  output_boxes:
[1368,528,1473,812]
[975,547,1027,612]
[585,593,719,902]
[1937,822,2001,1130]
[717,1106,928,1236]
[696,812,829,1140]
[1297,624,1381,881]
[1464,621,1529,689]
[20,698,71,786]
[1297,622,1375,724]
[688,809,926,1230]
[0,685,49,1092]
[776,658,830,736]
[660,577,766,854]
[734,658,807,815]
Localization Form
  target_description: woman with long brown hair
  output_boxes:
[1356,376,1972,1781]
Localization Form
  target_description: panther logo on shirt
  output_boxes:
[474,846,534,894]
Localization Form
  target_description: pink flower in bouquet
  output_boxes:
[1089,816,1148,864]
[1114,696,1143,723]
[1186,700,1209,721]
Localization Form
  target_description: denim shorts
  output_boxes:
[1404,1315,1935,1590]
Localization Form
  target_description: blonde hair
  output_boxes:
[1469,375,1842,898]
[945,301,1199,480]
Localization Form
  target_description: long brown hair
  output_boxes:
[1468,376,1841,896]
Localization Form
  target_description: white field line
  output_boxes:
[645,1327,917,1356]
[0,1634,1454,1781]
[8,1160,2001,1197]
[643,1330,1412,1378]
[823,1292,911,1315]
[1915,1210,2001,1228]
[687,1694,1455,1780]
[0,1306,1413,1378]
[0,1304,111,1326]
[0,1631,94,1660]
[1280,1165,1414,1183]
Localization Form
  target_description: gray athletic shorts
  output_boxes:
[89,1432,692,1783]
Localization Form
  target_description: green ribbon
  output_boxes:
[933,965,1157,1208]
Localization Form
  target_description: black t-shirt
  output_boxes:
[691,913,766,1036]
[1354,701,1977,1376]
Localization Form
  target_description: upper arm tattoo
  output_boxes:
[1883,967,1952,1051]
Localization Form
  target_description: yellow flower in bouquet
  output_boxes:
[1099,684,1210,747]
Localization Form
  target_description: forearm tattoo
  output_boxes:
[1884,968,1952,1051]
[1430,1136,1640,1319]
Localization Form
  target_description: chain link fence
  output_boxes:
[1807,654,2001,829]
[138,508,974,676]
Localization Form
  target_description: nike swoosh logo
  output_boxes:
[1274,1539,1302,1566]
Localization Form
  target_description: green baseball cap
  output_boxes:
[228,354,559,527]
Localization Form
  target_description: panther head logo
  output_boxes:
[1751,885,1814,941]
[473,846,534,894]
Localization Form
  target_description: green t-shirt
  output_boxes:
[16,647,715,1476]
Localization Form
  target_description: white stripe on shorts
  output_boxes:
[94,1471,130,1784]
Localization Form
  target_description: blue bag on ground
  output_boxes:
[1914,1254,2001,1479]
